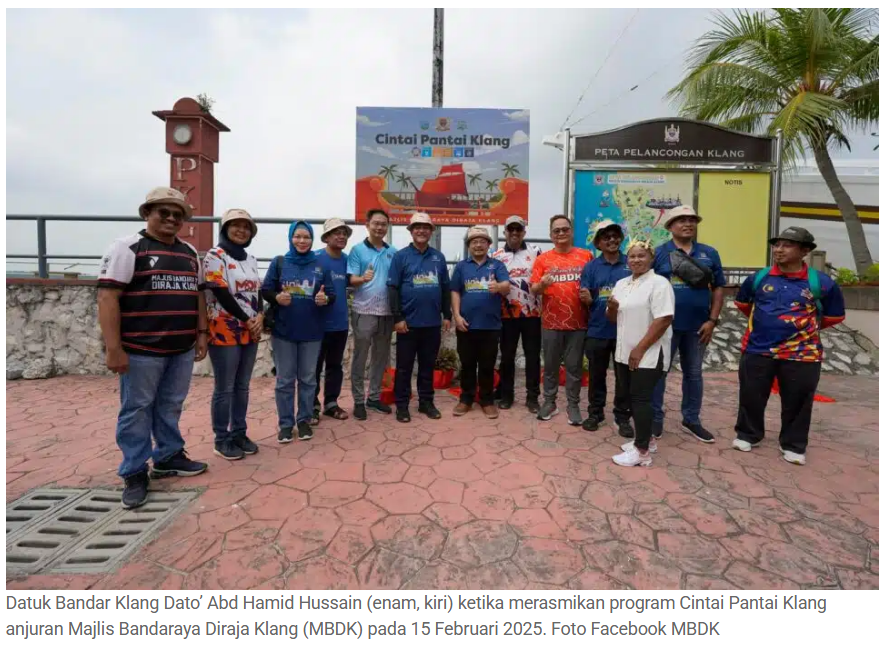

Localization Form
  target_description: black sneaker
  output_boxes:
[617,420,635,439]
[232,433,258,455]
[682,421,715,443]
[418,401,442,419]
[353,404,368,421]
[312,405,321,422]
[497,398,513,410]
[652,421,663,439]
[297,422,314,441]
[582,414,604,431]
[366,399,392,415]
[214,439,245,460]
[526,398,540,414]
[121,471,149,509]
[396,408,411,423]
[151,450,207,478]
[277,427,294,444]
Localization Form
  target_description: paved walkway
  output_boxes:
[6,372,878,590]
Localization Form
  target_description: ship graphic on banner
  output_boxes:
[355,107,530,226]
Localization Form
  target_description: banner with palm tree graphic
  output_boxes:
[356,107,530,225]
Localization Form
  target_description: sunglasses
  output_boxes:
[599,232,622,241]
[156,208,185,221]
[552,227,572,235]
[506,226,524,233]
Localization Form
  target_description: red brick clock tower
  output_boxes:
[152,97,230,252]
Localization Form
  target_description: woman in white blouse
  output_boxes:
[606,241,675,467]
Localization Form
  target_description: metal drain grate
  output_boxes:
[6,488,197,576]
[6,489,88,539]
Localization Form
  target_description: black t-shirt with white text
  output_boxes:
[98,230,201,356]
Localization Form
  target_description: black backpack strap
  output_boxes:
[274,255,284,291]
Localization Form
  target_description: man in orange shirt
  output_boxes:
[530,215,593,424]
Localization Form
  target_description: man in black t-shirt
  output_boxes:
[97,187,209,509]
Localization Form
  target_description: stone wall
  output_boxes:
[6,281,879,380]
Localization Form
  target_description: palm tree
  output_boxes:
[667,8,878,274]
[467,173,483,189]
[396,172,414,192]
[378,164,399,190]
[501,163,521,178]
[485,179,499,192]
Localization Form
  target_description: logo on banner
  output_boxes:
[664,124,680,144]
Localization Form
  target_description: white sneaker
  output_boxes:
[779,446,806,466]
[621,439,657,453]
[612,447,653,467]
[732,439,755,452]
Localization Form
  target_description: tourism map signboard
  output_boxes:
[355,107,530,225]
[570,118,778,265]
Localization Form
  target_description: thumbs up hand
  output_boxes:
[315,285,328,306]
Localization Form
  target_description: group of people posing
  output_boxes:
[98,187,846,509]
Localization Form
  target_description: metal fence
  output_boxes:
[6,214,758,285]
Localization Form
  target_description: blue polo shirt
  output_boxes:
[580,252,630,339]
[654,240,725,332]
[734,265,845,363]
[387,244,450,328]
[347,239,397,316]
[316,250,349,332]
[261,257,335,343]
[451,257,511,330]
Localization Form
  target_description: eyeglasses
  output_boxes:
[157,208,185,221]
[551,227,572,235]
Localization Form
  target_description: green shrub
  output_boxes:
[834,267,859,286]
[860,262,879,284]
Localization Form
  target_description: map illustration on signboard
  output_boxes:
[573,170,695,254]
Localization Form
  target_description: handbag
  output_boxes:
[262,255,285,333]
[669,249,713,289]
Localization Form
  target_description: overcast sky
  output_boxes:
[5,8,879,272]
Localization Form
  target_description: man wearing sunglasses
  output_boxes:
[530,215,593,424]
[98,187,209,509]
[490,215,543,413]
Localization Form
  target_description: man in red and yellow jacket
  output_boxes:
[732,227,845,466]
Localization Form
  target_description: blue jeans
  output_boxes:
[652,330,706,425]
[116,349,195,478]
[273,336,322,428]
[209,343,258,442]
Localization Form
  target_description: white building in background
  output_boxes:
[780,158,879,270]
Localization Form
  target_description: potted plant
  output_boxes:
[434,347,459,389]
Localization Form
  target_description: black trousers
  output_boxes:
[614,351,665,452]
[456,329,500,407]
[315,330,348,409]
[394,326,442,409]
[496,317,541,403]
[585,336,630,423]
[735,353,821,454]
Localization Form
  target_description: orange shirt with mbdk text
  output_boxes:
[530,247,594,331]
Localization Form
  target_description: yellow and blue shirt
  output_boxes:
[734,265,845,362]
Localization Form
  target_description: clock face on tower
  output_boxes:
[173,124,192,145]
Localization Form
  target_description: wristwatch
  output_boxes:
[710,318,720,326]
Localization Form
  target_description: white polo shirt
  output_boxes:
[611,269,675,370]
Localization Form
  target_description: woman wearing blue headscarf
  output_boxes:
[261,221,336,442]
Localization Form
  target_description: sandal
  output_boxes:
[323,406,349,421]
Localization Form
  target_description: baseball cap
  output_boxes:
[505,215,526,229]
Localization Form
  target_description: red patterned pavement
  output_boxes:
[5,372,879,590]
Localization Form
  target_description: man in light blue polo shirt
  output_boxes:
[579,220,632,436]
[652,205,725,444]
[348,209,397,421]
